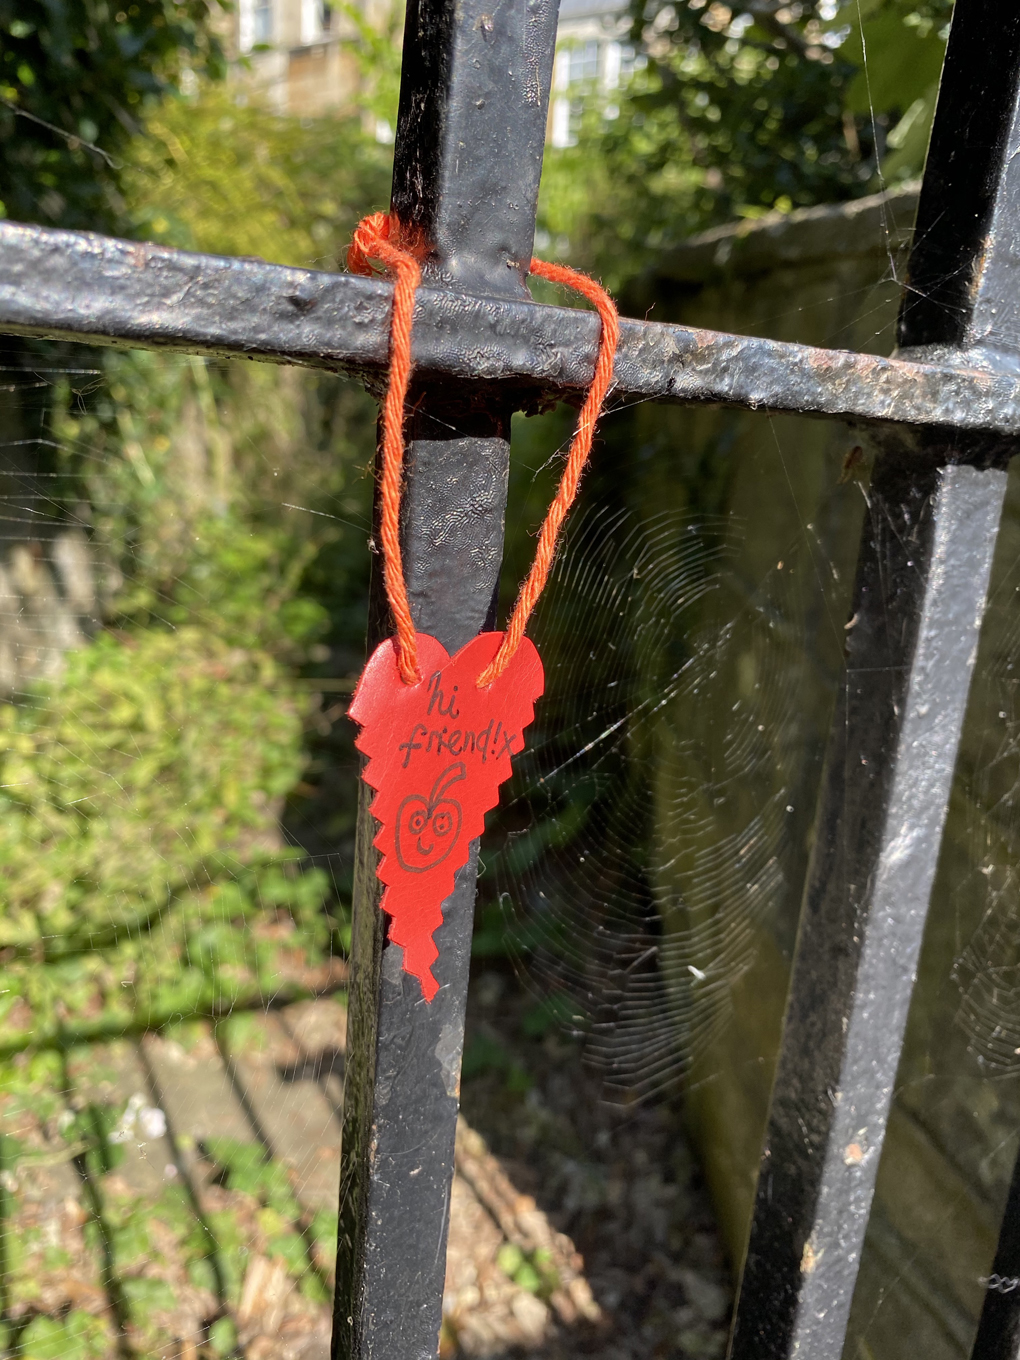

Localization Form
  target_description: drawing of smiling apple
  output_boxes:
[395,762,466,873]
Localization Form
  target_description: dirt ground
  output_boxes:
[0,964,731,1359]
[451,963,733,1360]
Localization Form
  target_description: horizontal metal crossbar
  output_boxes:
[2,220,1019,435]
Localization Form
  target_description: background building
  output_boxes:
[228,0,633,136]
[549,0,634,148]
[231,0,388,118]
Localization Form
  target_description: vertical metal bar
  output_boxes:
[972,1144,1020,1360]
[332,0,559,1354]
[933,16,1020,1360]
[896,3,1020,360]
[729,3,1020,1357]
[730,449,1006,1360]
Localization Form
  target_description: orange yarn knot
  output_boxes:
[347,211,429,279]
[348,211,620,688]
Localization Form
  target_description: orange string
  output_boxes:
[348,213,619,687]
[348,212,423,685]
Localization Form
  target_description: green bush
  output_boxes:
[0,78,396,1051]
[0,628,338,1047]
[18,1310,112,1360]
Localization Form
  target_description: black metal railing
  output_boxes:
[2,0,1019,1356]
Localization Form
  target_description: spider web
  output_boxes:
[0,322,871,1358]
[2,34,1019,1348]
[483,494,853,1100]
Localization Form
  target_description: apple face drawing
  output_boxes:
[395,762,466,873]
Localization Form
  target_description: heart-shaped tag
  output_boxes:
[349,631,545,1000]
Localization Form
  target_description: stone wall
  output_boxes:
[614,184,1020,1358]
[0,355,101,696]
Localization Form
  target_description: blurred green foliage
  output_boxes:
[539,0,954,278]
[0,628,311,951]
[0,340,373,1045]
[496,1242,559,1299]
[840,0,952,180]
[126,82,391,265]
[17,1310,111,1360]
[0,74,396,1048]
[0,0,227,232]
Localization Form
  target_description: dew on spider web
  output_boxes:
[2,212,1013,1352]
[483,495,852,1101]
[951,565,1020,1076]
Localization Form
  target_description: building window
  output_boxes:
[253,0,273,44]
[567,39,600,83]
[238,0,254,53]
[602,40,621,89]
[550,95,574,148]
[550,30,644,147]
[300,0,318,46]
[238,0,271,48]
[551,39,604,147]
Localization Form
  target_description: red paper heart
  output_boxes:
[349,631,544,1000]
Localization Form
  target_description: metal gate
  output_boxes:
[1,0,1019,1356]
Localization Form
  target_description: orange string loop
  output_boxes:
[348,213,619,688]
[347,213,423,684]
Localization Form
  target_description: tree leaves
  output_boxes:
[0,0,228,232]
[540,0,955,272]
[124,82,391,268]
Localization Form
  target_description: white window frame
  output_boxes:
[238,0,255,54]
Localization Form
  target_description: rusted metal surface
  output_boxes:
[3,219,1020,436]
